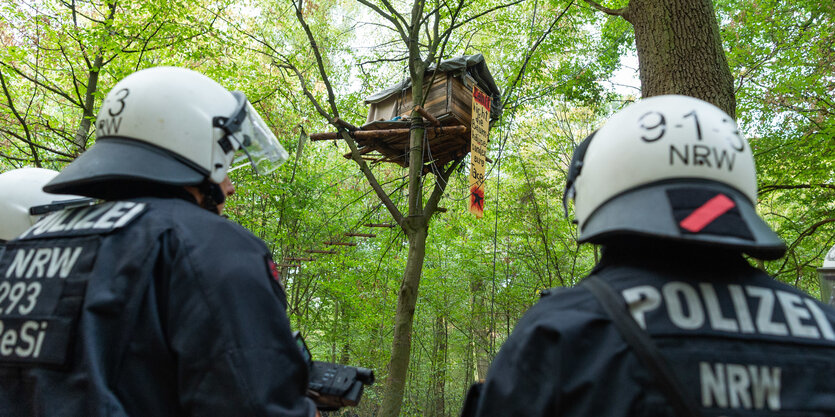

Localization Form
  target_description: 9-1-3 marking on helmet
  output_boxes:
[639,109,744,150]
[108,88,130,117]
[638,109,746,171]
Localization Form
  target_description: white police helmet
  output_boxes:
[44,66,288,198]
[0,168,91,241]
[563,95,785,260]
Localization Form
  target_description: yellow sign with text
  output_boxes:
[469,86,490,218]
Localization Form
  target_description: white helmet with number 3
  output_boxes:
[44,67,288,199]
[563,95,785,260]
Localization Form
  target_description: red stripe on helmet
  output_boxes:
[679,194,736,232]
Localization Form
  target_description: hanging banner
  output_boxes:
[469,86,490,218]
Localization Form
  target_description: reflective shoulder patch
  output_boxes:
[0,237,98,366]
[17,201,147,240]
[621,280,835,346]
[265,256,288,308]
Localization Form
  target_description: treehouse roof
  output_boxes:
[364,54,502,121]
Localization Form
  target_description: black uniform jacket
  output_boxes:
[0,196,316,416]
[469,246,835,417]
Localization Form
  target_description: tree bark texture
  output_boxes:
[468,275,491,381]
[625,0,736,117]
[72,55,103,153]
[378,223,428,417]
[427,314,447,417]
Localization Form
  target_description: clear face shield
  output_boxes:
[216,91,289,176]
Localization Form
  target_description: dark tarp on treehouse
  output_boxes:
[364,54,502,122]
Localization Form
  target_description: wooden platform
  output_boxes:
[310,115,472,170]
[310,64,498,171]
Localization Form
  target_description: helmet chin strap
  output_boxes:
[198,181,225,214]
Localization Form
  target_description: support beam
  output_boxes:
[412,105,439,126]
[311,125,467,141]
[365,223,396,228]
[285,257,315,262]
[345,232,376,238]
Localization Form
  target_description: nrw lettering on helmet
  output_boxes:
[636,109,746,172]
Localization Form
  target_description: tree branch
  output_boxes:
[357,0,409,44]
[446,0,524,32]
[775,217,835,277]
[339,130,405,225]
[292,0,340,118]
[425,158,461,217]
[0,68,41,166]
[0,61,82,107]
[502,0,575,109]
[582,0,626,16]
[275,62,333,123]
[0,126,76,159]
[760,183,835,195]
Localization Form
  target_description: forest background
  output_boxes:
[0,0,832,415]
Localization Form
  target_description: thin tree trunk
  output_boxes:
[469,276,490,381]
[427,314,447,417]
[462,317,474,395]
[331,299,339,362]
[378,223,428,417]
[73,54,102,152]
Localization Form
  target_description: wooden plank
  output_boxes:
[451,101,473,126]
[361,120,410,130]
[344,139,404,160]
[305,249,337,254]
[323,241,357,246]
[445,74,452,115]
[390,73,451,119]
[365,223,396,228]
[345,232,376,238]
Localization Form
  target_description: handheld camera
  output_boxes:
[294,332,375,411]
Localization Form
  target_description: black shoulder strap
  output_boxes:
[583,275,704,417]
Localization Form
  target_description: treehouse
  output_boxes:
[311,54,501,172]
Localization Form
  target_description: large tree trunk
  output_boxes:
[624,0,736,117]
[378,220,428,417]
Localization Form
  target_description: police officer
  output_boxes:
[464,95,835,416]
[0,167,90,244]
[0,67,318,416]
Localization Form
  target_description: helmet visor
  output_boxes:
[226,95,289,175]
[29,197,97,216]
